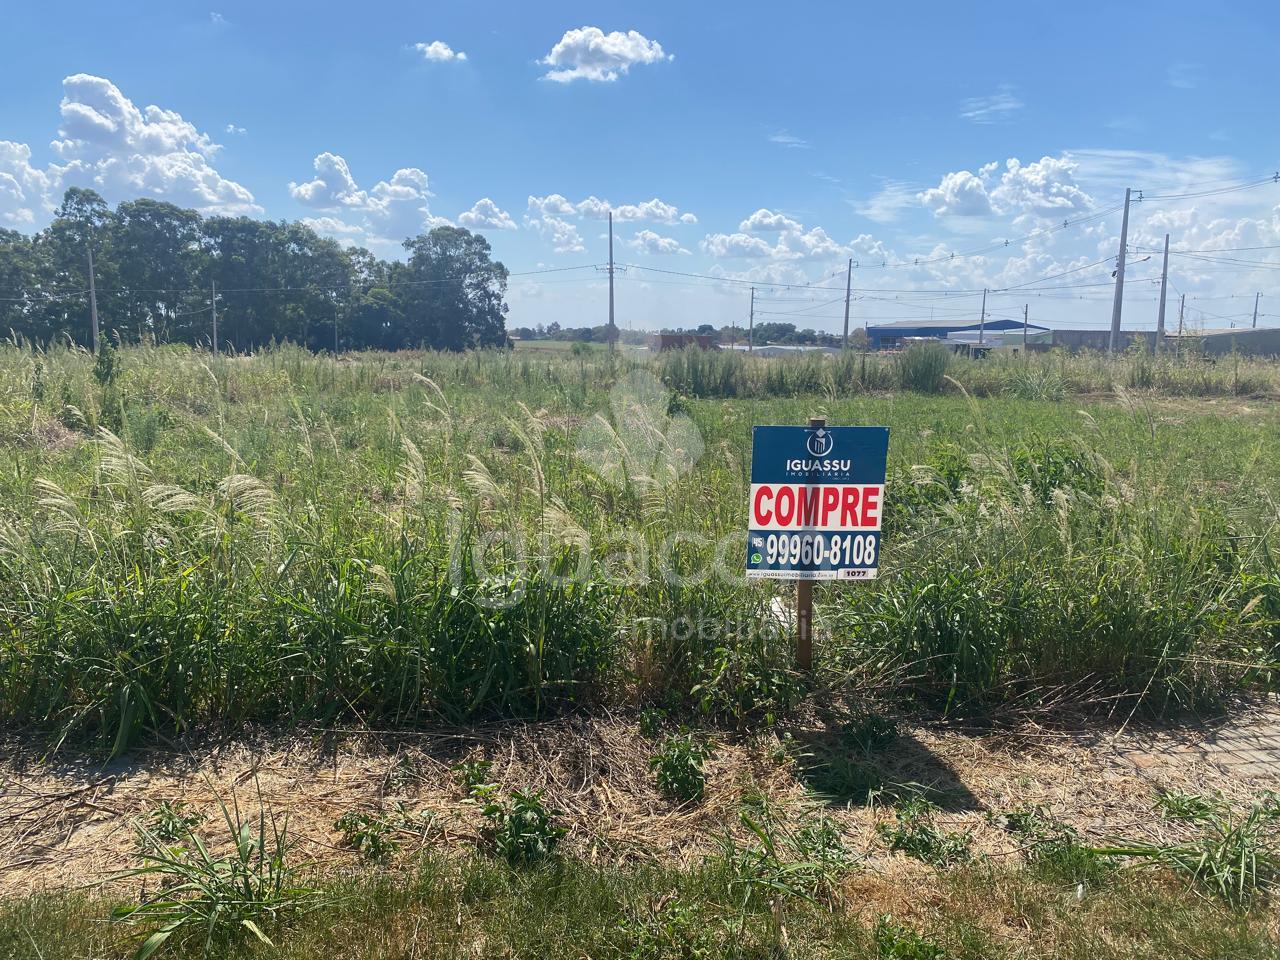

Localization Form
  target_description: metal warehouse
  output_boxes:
[866,316,1047,350]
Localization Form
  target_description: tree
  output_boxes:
[397,227,508,350]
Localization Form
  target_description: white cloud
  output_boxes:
[3,73,261,222]
[852,180,917,224]
[225,123,246,135]
[527,193,577,218]
[918,170,993,217]
[702,232,775,258]
[629,229,689,255]
[209,12,226,25]
[769,130,810,149]
[0,141,56,226]
[415,41,467,62]
[458,197,516,230]
[289,153,446,248]
[918,155,1093,218]
[738,208,801,233]
[289,152,367,208]
[958,86,1023,124]
[540,27,672,83]
[524,193,694,251]
[526,213,584,253]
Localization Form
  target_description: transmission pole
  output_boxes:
[978,287,987,346]
[1023,303,1029,352]
[1155,233,1169,352]
[1108,187,1132,355]
[87,246,100,354]
[607,210,616,352]
[1253,292,1261,328]
[211,281,218,356]
[842,257,852,351]
[1177,293,1185,358]
[748,286,755,354]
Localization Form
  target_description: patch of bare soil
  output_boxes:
[1,699,1277,895]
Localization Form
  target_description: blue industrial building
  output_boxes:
[866,317,1047,350]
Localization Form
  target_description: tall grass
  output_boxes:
[0,342,1277,751]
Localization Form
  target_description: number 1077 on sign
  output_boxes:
[745,425,889,581]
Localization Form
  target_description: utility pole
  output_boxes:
[334,302,339,354]
[1253,292,1261,328]
[87,246,100,354]
[1177,293,1185,358]
[841,257,852,351]
[748,286,755,354]
[1023,304,1029,352]
[1155,233,1170,352]
[978,287,987,346]
[211,281,218,357]
[1108,187,1132,355]
[607,210,616,353]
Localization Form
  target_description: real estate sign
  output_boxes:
[745,425,889,580]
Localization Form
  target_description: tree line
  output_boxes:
[0,188,510,352]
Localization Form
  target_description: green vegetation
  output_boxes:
[650,732,714,804]
[5,848,1278,959]
[0,343,1279,755]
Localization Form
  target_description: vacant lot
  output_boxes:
[1,343,1278,957]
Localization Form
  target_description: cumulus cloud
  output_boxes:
[0,73,260,226]
[415,41,467,62]
[458,197,516,230]
[629,229,689,255]
[540,27,672,83]
[528,194,693,224]
[918,155,1094,219]
[289,153,446,248]
[526,213,584,253]
[0,141,57,226]
[701,232,775,258]
[524,194,695,252]
[225,123,246,135]
[738,208,802,233]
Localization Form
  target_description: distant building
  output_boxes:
[653,333,720,351]
[1048,330,1157,353]
[865,317,1047,350]
[1164,327,1280,357]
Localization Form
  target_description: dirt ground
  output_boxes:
[2,698,1278,895]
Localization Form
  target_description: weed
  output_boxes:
[111,787,320,958]
[873,916,945,960]
[650,732,713,804]
[479,788,566,866]
[137,801,203,850]
[720,803,857,904]
[335,811,400,863]
[1095,793,1280,906]
[453,759,495,797]
[1003,807,1112,886]
[878,797,972,867]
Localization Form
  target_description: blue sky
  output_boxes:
[2,1,1278,333]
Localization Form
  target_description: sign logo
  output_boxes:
[806,429,834,458]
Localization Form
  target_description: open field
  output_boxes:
[2,342,1280,957]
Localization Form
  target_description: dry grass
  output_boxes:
[3,698,1278,897]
